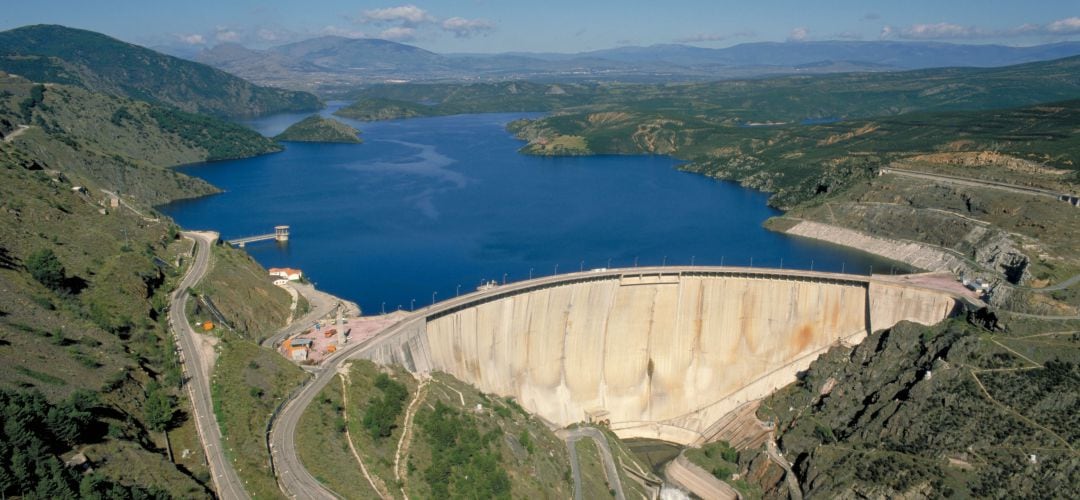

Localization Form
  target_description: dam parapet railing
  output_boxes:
[423,265,968,323]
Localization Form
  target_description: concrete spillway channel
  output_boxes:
[357,266,965,445]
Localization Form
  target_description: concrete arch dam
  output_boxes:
[360,268,962,445]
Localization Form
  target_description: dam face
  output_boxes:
[362,269,959,444]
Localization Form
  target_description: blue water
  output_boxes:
[161,108,896,314]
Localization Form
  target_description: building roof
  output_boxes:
[269,267,302,275]
[290,338,314,347]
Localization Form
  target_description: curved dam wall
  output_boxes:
[361,269,959,444]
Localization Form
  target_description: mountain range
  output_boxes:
[0,25,320,118]
[191,35,1080,93]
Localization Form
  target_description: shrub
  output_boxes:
[26,249,65,291]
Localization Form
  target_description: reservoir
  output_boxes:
[162,109,896,314]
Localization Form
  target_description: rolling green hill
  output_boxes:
[275,115,361,143]
[0,24,321,119]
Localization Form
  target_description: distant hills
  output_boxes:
[573,40,1080,68]
[0,25,320,119]
[191,35,1080,93]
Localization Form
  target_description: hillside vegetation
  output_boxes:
[739,316,1080,498]
[0,71,281,204]
[0,24,321,119]
[0,65,297,496]
[296,362,584,499]
[274,115,361,143]
[346,56,1080,123]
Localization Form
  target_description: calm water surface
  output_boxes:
[161,107,895,314]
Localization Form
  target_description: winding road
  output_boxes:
[559,427,626,500]
[169,232,249,500]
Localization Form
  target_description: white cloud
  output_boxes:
[179,34,205,45]
[788,27,809,42]
[1047,16,1080,34]
[379,26,417,41]
[882,17,1080,40]
[441,17,495,38]
[362,5,434,25]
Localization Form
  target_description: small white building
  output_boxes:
[269,267,303,281]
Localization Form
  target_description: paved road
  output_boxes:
[881,167,1076,201]
[170,232,250,500]
[268,265,974,499]
[559,427,625,500]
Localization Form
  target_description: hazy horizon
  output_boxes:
[2,0,1078,55]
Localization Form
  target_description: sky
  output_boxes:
[2,0,1078,54]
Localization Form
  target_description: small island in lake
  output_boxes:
[274,115,362,143]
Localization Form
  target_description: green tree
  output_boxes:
[363,373,409,439]
[26,249,65,291]
[143,383,175,433]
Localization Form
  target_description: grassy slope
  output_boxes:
[274,115,361,144]
[295,373,380,498]
[0,70,296,496]
[575,438,615,499]
[0,24,321,119]
[296,360,415,498]
[192,243,293,343]
[212,337,306,499]
[0,72,282,205]
[0,87,214,495]
[297,364,577,499]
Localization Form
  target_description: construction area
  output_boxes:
[280,312,405,364]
